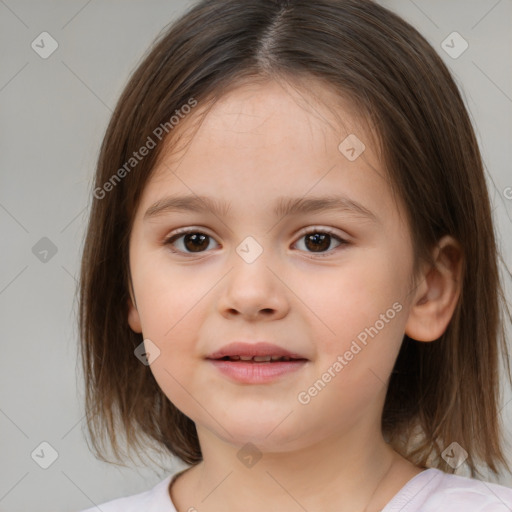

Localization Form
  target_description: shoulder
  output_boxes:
[386,468,512,512]
[78,474,176,512]
[425,469,512,511]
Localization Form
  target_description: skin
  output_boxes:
[127,77,462,512]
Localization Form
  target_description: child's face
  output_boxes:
[128,78,418,453]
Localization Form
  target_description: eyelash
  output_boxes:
[164,226,348,258]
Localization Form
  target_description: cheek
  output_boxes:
[148,357,207,424]
[137,291,204,416]
[130,254,208,400]
[132,250,208,338]
[295,249,409,349]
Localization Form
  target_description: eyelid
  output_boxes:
[295,225,347,239]
[164,225,350,256]
[293,225,349,258]
[164,226,220,256]
[166,226,215,239]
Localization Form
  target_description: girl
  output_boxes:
[79,0,512,510]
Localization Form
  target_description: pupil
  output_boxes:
[184,233,209,252]
[181,232,331,253]
[306,233,330,252]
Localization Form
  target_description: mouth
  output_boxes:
[212,355,306,363]
[206,342,309,383]
[206,341,308,361]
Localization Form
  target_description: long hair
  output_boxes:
[79,0,511,475]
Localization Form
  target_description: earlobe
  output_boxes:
[127,296,142,333]
[127,270,142,333]
[404,236,463,342]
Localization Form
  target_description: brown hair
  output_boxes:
[79,0,511,476]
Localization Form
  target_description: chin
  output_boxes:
[204,409,309,451]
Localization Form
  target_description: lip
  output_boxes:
[206,342,308,384]
[206,341,307,360]
[208,359,307,384]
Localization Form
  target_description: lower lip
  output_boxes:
[207,359,308,384]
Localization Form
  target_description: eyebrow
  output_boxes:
[143,194,378,223]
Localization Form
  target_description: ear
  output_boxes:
[404,235,463,342]
[127,290,142,334]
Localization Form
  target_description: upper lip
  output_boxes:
[206,342,308,360]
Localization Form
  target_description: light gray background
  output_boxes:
[1,1,511,511]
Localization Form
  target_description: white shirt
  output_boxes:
[80,467,512,511]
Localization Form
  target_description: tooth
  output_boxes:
[270,356,282,361]
[229,355,240,361]
[253,356,272,362]
[239,356,253,361]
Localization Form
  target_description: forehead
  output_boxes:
[138,77,394,223]
[155,77,375,169]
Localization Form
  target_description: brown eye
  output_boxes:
[304,232,331,252]
[165,230,218,254]
[165,228,347,257]
[294,229,347,256]
[182,233,210,252]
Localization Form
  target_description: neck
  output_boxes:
[171,420,421,512]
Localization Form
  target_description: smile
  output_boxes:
[207,357,308,384]
[216,355,302,362]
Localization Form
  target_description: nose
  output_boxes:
[217,251,290,321]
